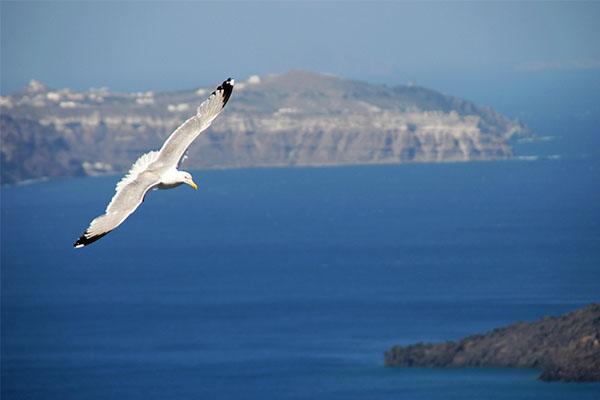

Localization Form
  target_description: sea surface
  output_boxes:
[2,143,600,398]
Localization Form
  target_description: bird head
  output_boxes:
[180,171,197,190]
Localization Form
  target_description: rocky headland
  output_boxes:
[384,303,600,382]
[0,70,533,184]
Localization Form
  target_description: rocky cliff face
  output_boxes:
[0,71,532,184]
[384,303,600,382]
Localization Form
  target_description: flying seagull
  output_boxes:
[74,78,234,248]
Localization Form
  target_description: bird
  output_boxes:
[74,78,234,248]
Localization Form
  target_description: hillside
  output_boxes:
[384,303,600,382]
[0,70,532,184]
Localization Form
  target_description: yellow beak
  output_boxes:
[188,180,198,190]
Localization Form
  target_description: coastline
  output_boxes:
[384,303,600,382]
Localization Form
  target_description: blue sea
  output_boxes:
[2,138,600,398]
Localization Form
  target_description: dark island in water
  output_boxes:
[385,303,600,382]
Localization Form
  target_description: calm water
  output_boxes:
[2,155,600,399]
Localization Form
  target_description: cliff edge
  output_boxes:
[1,71,533,184]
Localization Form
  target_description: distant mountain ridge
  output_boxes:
[0,70,533,184]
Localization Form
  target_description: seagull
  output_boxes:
[74,78,234,248]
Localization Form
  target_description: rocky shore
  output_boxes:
[384,303,600,382]
[1,70,532,184]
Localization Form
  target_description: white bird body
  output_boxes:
[74,78,234,248]
[155,169,193,190]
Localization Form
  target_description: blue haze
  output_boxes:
[2,2,599,96]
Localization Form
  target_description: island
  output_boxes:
[1,70,533,185]
[384,303,600,382]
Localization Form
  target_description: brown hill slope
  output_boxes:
[384,303,600,382]
[1,71,532,184]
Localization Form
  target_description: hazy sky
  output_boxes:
[2,1,599,109]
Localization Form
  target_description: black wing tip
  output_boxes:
[222,77,234,89]
[73,231,109,248]
[212,77,234,106]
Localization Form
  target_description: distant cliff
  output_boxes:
[384,303,600,382]
[0,70,533,184]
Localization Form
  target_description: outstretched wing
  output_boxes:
[156,78,234,169]
[74,78,233,248]
[74,170,160,248]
